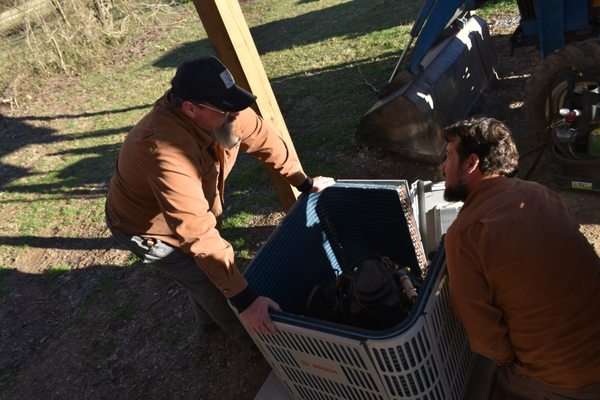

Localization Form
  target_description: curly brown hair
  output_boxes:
[443,117,519,177]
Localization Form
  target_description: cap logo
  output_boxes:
[220,70,235,89]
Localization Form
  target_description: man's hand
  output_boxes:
[239,296,281,334]
[311,176,336,192]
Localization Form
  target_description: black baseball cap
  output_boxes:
[171,56,257,112]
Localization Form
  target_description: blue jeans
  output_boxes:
[106,217,251,346]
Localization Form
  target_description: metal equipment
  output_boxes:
[356,0,600,191]
[355,0,497,163]
[244,181,473,400]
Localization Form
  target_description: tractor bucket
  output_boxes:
[356,15,497,163]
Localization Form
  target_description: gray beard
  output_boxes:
[212,117,240,149]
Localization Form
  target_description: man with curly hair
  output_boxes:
[440,117,600,399]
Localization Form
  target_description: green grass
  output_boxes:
[222,211,253,229]
[90,337,117,359]
[0,268,12,278]
[164,328,181,347]
[476,0,518,18]
[125,254,141,267]
[0,0,518,269]
[44,264,71,281]
[68,277,117,325]
[107,299,135,324]
[69,291,100,326]
[0,371,16,395]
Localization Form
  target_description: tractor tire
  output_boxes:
[523,38,600,141]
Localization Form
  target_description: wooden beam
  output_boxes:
[0,0,54,34]
[190,0,300,211]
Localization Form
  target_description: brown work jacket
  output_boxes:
[106,92,307,298]
[446,177,600,391]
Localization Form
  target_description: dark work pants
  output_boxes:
[106,218,252,347]
[495,366,600,400]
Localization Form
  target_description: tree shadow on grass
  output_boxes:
[0,114,57,189]
[153,0,417,69]
[0,102,151,194]
[0,261,269,400]
[0,113,135,197]
[0,224,282,267]
[0,223,283,397]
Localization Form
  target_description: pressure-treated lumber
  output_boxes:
[0,0,53,33]
[191,0,301,210]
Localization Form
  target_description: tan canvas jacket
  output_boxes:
[445,177,600,390]
[106,92,307,298]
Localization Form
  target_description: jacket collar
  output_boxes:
[462,175,509,211]
[156,90,216,151]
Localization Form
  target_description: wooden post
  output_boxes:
[190,0,300,211]
[0,0,54,34]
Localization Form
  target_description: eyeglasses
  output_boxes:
[194,102,230,116]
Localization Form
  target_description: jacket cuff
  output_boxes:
[229,285,258,313]
[296,177,314,194]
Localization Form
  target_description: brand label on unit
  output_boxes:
[571,181,593,190]
[293,351,347,384]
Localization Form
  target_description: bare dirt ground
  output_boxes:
[1,14,598,400]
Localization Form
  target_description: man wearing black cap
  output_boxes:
[105,56,335,345]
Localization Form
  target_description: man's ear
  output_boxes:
[464,153,480,175]
[181,101,196,118]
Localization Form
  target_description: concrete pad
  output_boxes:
[254,371,294,400]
